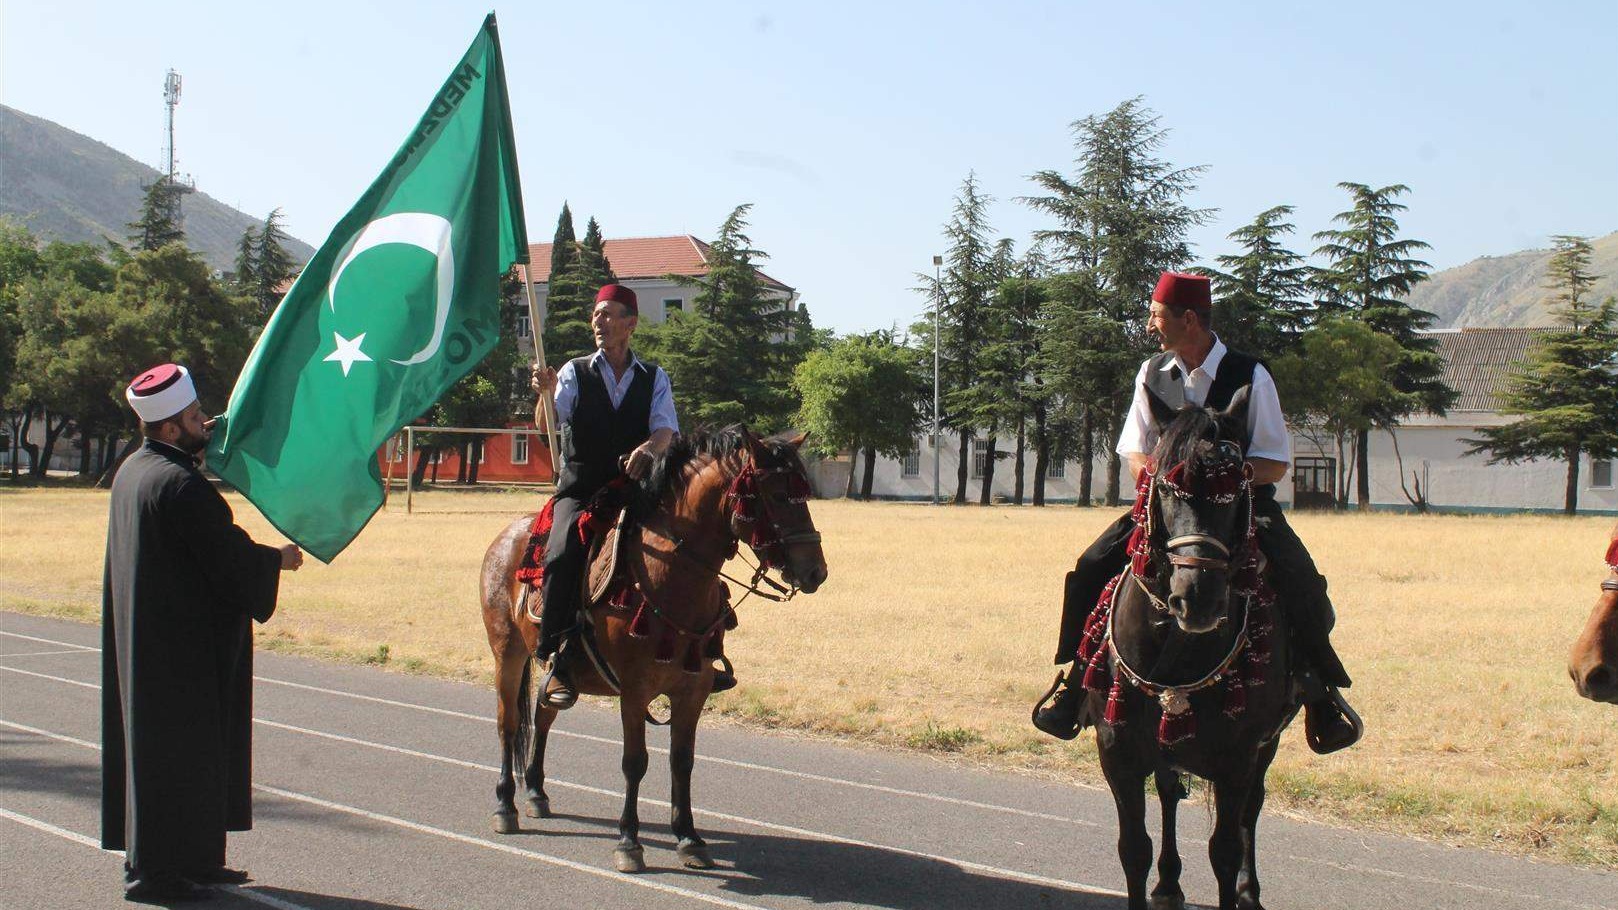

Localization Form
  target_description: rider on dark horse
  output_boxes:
[529,282,727,709]
[1033,271,1363,754]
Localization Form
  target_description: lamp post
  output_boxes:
[932,255,943,505]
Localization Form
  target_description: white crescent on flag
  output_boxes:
[326,212,457,365]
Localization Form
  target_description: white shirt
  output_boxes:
[1114,337,1292,467]
[552,350,679,435]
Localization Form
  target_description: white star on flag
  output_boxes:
[324,332,373,376]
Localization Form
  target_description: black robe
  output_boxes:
[101,440,282,875]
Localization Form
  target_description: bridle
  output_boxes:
[636,448,822,606]
[1137,441,1254,593]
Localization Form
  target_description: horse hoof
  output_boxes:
[525,796,552,818]
[677,840,715,869]
[613,846,646,874]
[491,811,520,835]
[1150,895,1186,910]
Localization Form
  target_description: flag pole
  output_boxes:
[522,267,561,479]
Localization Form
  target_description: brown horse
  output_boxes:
[479,426,827,872]
[1569,521,1618,704]
[1082,391,1299,910]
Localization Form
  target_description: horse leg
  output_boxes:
[1100,746,1154,910]
[1208,773,1255,910]
[1235,740,1280,910]
[491,647,529,834]
[523,703,558,818]
[668,688,714,869]
[613,692,651,873]
[1150,767,1187,910]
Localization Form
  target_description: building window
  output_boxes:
[515,311,531,338]
[1044,458,1065,479]
[512,432,529,465]
[1593,457,1614,489]
[388,434,406,463]
[663,298,683,313]
[970,438,991,479]
[902,441,921,477]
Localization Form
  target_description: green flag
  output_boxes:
[207,14,528,562]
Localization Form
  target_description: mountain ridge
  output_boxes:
[0,104,314,271]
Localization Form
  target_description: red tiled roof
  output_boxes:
[516,235,790,292]
[1429,327,1555,411]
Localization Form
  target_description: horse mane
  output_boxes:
[1152,407,1227,477]
[630,424,805,518]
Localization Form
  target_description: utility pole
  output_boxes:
[932,255,943,505]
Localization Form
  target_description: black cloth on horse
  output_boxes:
[540,354,656,655]
[1052,345,1350,689]
[101,441,283,877]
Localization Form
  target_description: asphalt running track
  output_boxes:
[2,612,1614,910]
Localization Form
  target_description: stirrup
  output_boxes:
[539,647,578,710]
[1031,669,1087,741]
[1305,689,1363,754]
[708,655,737,694]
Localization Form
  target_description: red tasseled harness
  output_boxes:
[1074,461,1275,746]
[513,463,813,675]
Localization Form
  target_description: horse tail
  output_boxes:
[513,656,533,770]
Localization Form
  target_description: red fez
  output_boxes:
[595,283,638,315]
[1152,272,1212,313]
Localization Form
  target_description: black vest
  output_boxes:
[1143,343,1277,499]
[557,354,657,497]
[1143,344,1260,413]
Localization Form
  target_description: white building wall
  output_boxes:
[843,420,1616,515]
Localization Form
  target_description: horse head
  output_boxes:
[731,428,828,594]
[1144,385,1254,634]
[1569,522,1618,704]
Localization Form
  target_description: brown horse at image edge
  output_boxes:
[479,426,827,872]
[1569,521,1618,704]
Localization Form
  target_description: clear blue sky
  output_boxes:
[4,1,1614,335]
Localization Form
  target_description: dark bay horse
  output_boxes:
[479,427,827,872]
[1569,521,1618,704]
[1082,388,1299,910]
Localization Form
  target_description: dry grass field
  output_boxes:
[3,483,1614,867]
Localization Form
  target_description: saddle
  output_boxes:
[512,484,633,626]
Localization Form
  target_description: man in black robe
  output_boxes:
[102,363,303,902]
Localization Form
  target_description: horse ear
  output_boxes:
[740,425,768,461]
[1144,386,1178,431]
[785,430,809,450]
[1219,385,1253,447]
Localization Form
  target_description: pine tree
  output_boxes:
[233,225,259,294]
[578,217,616,285]
[1198,205,1312,359]
[1466,236,1618,514]
[251,209,297,321]
[1313,183,1454,509]
[126,177,185,251]
[1023,97,1209,503]
[916,173,1001,504]
[549,203,576,281]
[541,204,592,363]
[646,205,800,431]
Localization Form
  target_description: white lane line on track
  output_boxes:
[0,627,1104,825]
[0,719,822,910]
[0,693,1127,900]
[0,631,96,650]
[12,627,1603,909]
[1,664,99,689]
[1287,855,1618,910]
[0,806,320,910]
[0,648,99,658]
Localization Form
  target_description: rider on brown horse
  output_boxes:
[1033,271,1363,754]
[529,282,711,709]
